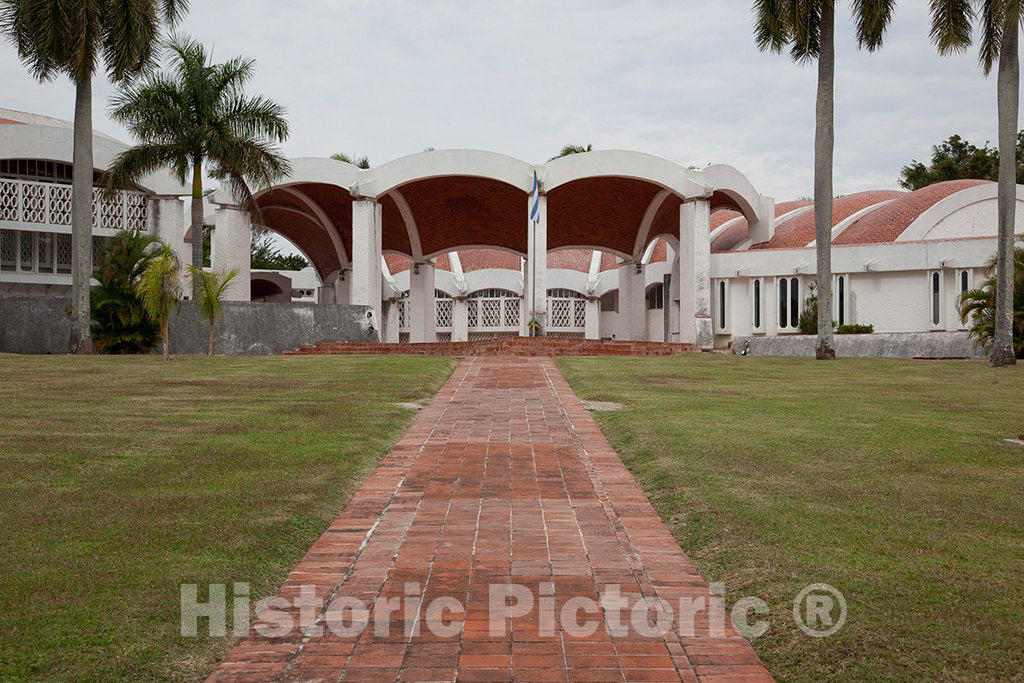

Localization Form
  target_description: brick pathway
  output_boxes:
[209,357,772,682]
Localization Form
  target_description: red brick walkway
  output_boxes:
[209,357,772,682]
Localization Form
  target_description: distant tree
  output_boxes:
[959,239,1024,359]
[331,152,370,169]
[188,266,239,356]
[900,132,1024,190]
[550,143,593,160]
[250,230,309,270]
[931,0,1019,367]
[1,0,188,353]
[135,243,182,360]
[754,0,896,361]
[104,34,290,301]
[91,229,161,354]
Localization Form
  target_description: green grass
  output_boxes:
[0,354,454,682]
[557,355,1024,682]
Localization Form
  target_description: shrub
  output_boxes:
[798,283,819,334]
[837,323,874,334]
[958,239,1024,358]
[90,229,160,354]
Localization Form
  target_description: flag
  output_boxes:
[530,171,541,224]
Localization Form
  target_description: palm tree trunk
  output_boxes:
[814,3,836,360]
[190,159,204,301]
[208,323,214,356]
[991,14,1019,367]
[68,75,95,354]
[162,320,169,360]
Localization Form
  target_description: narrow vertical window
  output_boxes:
[753,279,761,329]
[779,278,788,328]
[837,275,845,326]
[931,272,941,325]
[789,277,800,328]
[960,270,969,295]
[718,280,726,329]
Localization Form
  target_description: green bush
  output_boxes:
[91,229,161,354]
[837,323,874,334]
[798,284,819,334]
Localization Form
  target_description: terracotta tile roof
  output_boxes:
[458,248,522,272]
[547,249,592,272]
[752,191,905,250]
[834,180,991,245]
[599,251,620,272]
[711,200,813,253]
[0,118,24,124]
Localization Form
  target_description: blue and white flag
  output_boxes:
[529,171,541,224]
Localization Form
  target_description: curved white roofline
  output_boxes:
[357,149,534,197]
[543,149,709,198]
[897,182,1019,242]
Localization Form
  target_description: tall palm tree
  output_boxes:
[930,0,1019,367]
[1,0,188,353]
[103,34,290,300]
[188,266,239,356]
[135,242,181,359]
[550,143,593,160]
[754,1,896,360]
[331,152,370,169]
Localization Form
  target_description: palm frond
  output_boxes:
[753,0,790,53]
[851,0,896,51]
[929,0,975,55]
[978,0,1007,74]
[135,242,182,322]
[188,265,238,323]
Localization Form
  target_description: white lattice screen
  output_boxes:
[436,299,453,328]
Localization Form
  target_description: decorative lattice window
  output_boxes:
[573,299,586,328]
[92,236,108,265]
[55,233,72,274]
[481,299,502,327]
[94,189,124,230]
[467,300,478,328]
[398,300,408,328]
[20,230,33,270]
[436,298,453,328]
[550,298,572,328]
[22,184,46,223]
[504,298,520,327]
[0,229,16,272]
[0,179,19,221]
[547,288,584,299]
[37,232,54,272]
[50,185,72,225]
[125,192,148,230]
[469,288,517,298]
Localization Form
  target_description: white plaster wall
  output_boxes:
[850,271,931,332]
[924,198,1024,241]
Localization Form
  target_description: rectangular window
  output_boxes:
[789,277,800,329]
[931,271,941,326]
[752,278,761,330]
[837,275,846,326]
[779,277,788,328]
[718,280,727,329]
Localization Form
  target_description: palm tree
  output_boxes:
[550,143,593,160]
[188,266,239,356]
[136,242,182,359]
[1,0,188,353]
[930,1,1019,367]
[91,228,161,354]
[959,239,1024,359]
[330,152,370,169]
[754,1,896,360]
[103,34,290,301]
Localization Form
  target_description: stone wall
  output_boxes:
[732,331,986,359]
[0,296,379,355]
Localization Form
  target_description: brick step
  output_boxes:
[284,337,698,357]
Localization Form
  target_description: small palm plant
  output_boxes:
[91,228,160,354]
[550,144,593,161]
[330,152,370,169]
[188,267,239,356]
[135,243,182,360]
[959,239,1024,358]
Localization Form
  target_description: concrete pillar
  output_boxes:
[335,270,351,306]
[452,295,469,342]
[350,198,382,326]
[318,285,335,305]
[384,298,401,343]
[585,297,600,340]
[212,205,252,302]
[617,262,647,341]
[679,200,713,348]
[409,262,437,343]
[152,197,188,292]
[523,193,548,335]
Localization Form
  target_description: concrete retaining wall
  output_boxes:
[733,331,986,359]
[0,296,379,355]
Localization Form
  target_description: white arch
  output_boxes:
[255,202,347,275]
[632,189,674,260]
[386,189,425,259]
[704,164,774,241]
[279,187,349,265]
[356,149,534,197]
[543,149,708,198]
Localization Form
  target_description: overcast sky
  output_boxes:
[1,0,1015,202]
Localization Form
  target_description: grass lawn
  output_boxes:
[0,354,453,682]
[558,355,1024,682]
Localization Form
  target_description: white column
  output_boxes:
[350,199,382,327]
[524,194,548,335]
[318,285,335,305]
[679,200,713,348]
[409,262,436,343]
[335,270,351,306]
[212,205,251,302]
[452,295,469,342]
[617,262,647,341]
[384,298,401,343]
[585,297,600,340]
[152,197,188,291]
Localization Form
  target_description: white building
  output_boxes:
[3,107,1020,349]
